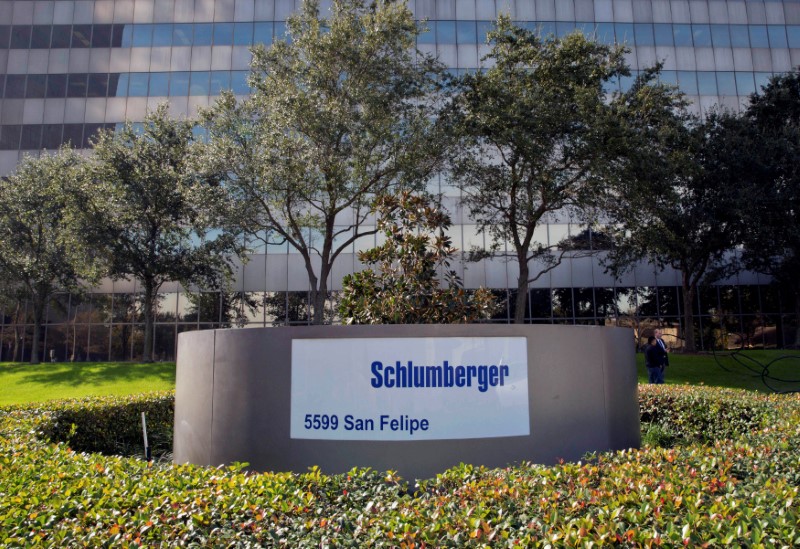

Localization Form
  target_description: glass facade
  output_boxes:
[1,0,799,358]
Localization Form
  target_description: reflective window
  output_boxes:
[673,24,692,46]
[417,21,435,44]
[149,72,170,96]
[634,23,655,46]
[128,73,149,96]
[87,73,108,97]
[660,70,678,87]
[716,71,737,95]
[71,25,92,48]
[0,125,21,150]
[170,72,191,96]
[749,25,769,47]
[91,24,112,48]
[0,26,9,49]
[31,25,52,48]
[274,22,288,41]
[231,71,250,94]
[730,25,750,47]
[754,71,773,92]
[190,71,210,95]
[615,23,634,43]
[653,23,673,46]
[132,24,153,47]
[67,74,88,98]
[437,20,456,44]
[710,24,731,47]
[10,25,31,48]
[25,74,47,98]
[63,124,84,148]
[476,21,495,43]
[767,25,788,48]
[46,74,67,98]
[194,23,214,46]
[173,24,193,46]
[788,26,800,48]
[594,23,615,44]
[692,24,712,47]
[677,70,698,95]
[697,71,718,94]
[209,71,231,95]
[51,25,72,48]
[214,23,234,46]
[735,71,756,95]
[152,24,173,47]
[111,73,129,96]
[4,74,26,98]
[42,124,63,150]
[456,20,477,44]
[556,21,576,37]
[537,21,555,38]
[20,125,42,150]
[233,22,254,45]
[253,22,273,45]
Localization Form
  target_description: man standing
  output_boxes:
[647,329,669,384]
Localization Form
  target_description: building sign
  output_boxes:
[290,337,529,441]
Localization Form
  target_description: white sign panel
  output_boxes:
[290,337,529,441]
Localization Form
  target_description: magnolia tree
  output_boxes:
[201,0,448,324]
[0,148,102,363]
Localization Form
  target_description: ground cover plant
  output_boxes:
[1,385,799,546]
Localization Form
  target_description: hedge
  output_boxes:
[1,385,798,546]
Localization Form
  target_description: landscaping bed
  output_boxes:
[1,386,798,546]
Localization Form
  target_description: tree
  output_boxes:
[604,73,747,352]
[740,69,800,347]
[338,192,498,324]
[0,148,102,363]
[447,19,629,324]
[88,105,240,362]
[201,0,447,324]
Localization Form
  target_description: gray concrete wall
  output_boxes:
[174,324,640,481]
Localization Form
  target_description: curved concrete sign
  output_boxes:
[174,325,639,480]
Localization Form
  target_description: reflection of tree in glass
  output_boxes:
[183,291,260,328]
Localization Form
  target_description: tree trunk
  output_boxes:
[311,276,329,325]
[142,282,155,363]
[513,260,530,324]
[681,272,696,353]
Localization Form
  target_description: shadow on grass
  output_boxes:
[3,362,176,388]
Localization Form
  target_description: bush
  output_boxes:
[1,386,798,546]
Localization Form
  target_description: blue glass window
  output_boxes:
[456,21,477,44]
[575,22,594,37]
[31,25,52,48]
[417,21,435,44]
[692,24,712,47]
[673,24,692,47]
[4,74,26,98]
[214,23,234,46]
[697,72,717,95]
[602,74,620,94]
[634,23,655,46]
[11,25,31,48]
[767,26,787,48]
[128,73,149,96]
[190,71,210,95]
[0,26,9,49]
[51,25,72,48]
[111,73,129,96]
[653,24,673,46]
[91,25,112,48]
[537,21,555,38]
[86,73,108,97]
[677,71,698,95]
[730,25,749,47]
[615,23,634,43]
[788,26,800,48]
[132,24,153,47]
[619,72,637,93]
[735,72,755,95]
[476,21,495,43]
[71,25,92,48]
[233,22,254,45]
[194,23,214,46]
[749,26,769,48]
[274,22,288,41]
[25,74,46,98]
[149,72,170,96]
[754,72,772,92]
[710,24,731,47]
[152,24,172,47]
[170,72,190,96]
[209,71,231,95]
[556,22,576,37]
[716,72,737,95]
[593,23,615,45]
[230,71,250,94]
[660,70,678,87]
[173,24,193,46]
[437,21,456,44]
[253,22,273,45]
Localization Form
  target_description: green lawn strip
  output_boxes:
[0,362,176,406]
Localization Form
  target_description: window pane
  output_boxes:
[253,22,273,45]
[615,22,634,43]
[173,23,193,46]
[697,71,717,94]
[194,23,213,46]
[62,124,83,148]
[456,20,477,44]
[476,21,494,43]
[735,71,755,95]
[20,125,42,149]
[149,72,170,96]
[42,124,63,150]
[67,74,88,97]
[730,24,749,47]
[788,26,800,48]
[767,25,787,48]
[152,23,172,46]
[25,74,47,98]
[437,20,456,44]
[754,71,772,92]
[51,25,72,48]
[0,25,9,49]
[677,70,698,94]
[653,23,673,46]
[274,22,287,41]
[170,72,190,95]
[692,24,711,47]
[128,73,149,96]
[749,25,769,48]
[46,73,67,98]
[716,71,737,95]
[209,71,230,94]
[10,25,31,48]
[87,73,109,97]
[673,24,692,46]
[30,25,52,48]
[214,23,234,45]
[417,21,435,44]
[0,125,21,150]
[556,21,576,37]
[634,23,654,46]
[189,71,210,95]
[233,22,254,45]
[112,24,132,47]
[710,24,731,47]
[110,72,128,96]
[4,74,26,98]
[91,24,112,47]
[71,25,92,48]
[660,70,678,87]
[230,70,249,94]
[594,22,615,44]
[132,24,153,47]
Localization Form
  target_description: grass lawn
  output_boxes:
[636,348,800,393]
[0,361,175,406]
